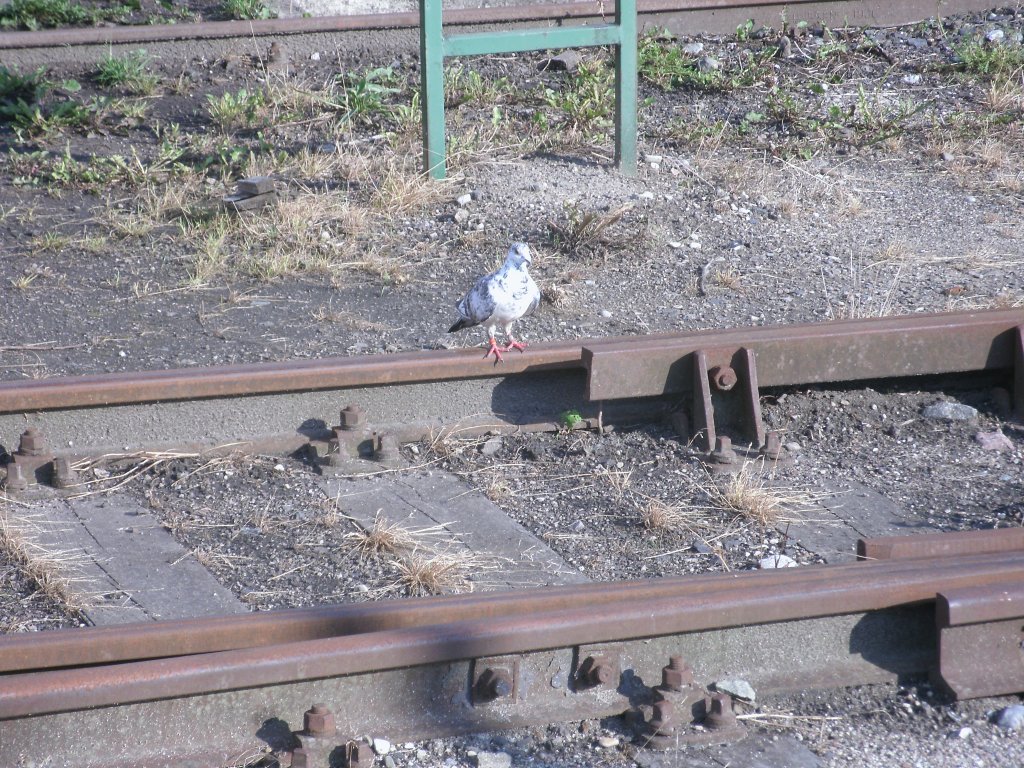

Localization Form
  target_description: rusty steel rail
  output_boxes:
[0,528,1017,675]
[0,0,987,49]
[0,309,1021,414]
[2,540,1024,767]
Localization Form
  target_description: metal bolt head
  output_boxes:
[18,428,46,457]
[661,656,694,691]
[649,698,675,735]
[53,457,76,489]
[710,435,737,464]
[374,432,400,462]
[762,430,784,459]
[3,463,28,492]
[348,740,372,768]
[339,405,365,431]
[704,692,736,730]
[303,703,335,737]
[476,667,513,701]
[708,365,737,391]
[578,655,615,688]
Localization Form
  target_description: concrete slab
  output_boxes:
[636,734,821,768]
[786,481,910,564]
[325,467,588,590]
[27,496,248,625]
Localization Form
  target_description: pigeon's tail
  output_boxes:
[448,316,475,333]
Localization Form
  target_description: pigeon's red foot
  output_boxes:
[505,338,527,353]
[484,337,505,363]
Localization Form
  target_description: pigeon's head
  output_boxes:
[506,242,532,269]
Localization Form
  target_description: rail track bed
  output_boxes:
[1,2,1023,765]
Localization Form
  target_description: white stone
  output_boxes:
[759,554,798,569]
[922,402,977,422]
[714,678,756,701]
[683,42,704,55]
[597,736,620,748]
[902,74,922,85]
[372,738,392,755]
[958,727,973,739]
[986,28,1005,43]
[975,430,1013,452]
[600,309,613,318]
[995,704,1024,730]
[474,751,512,768]
[274,463,285,471]
[310,52,321,61]
[456,193,473,206]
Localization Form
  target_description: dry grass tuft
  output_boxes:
[393,548,496,595]
[705,462,819,528]
[345,510,447,558]
[547,202,635,260]
[0,506,88,614]
[638,496,694,532]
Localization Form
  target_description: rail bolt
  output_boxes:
[761,430,784,460]
[17,428,46,457]
[53,457,77,489]
[708,366,737,391]
[475,667,514,701]
[577,655,616,688]
[373,432,400,463]
[347,740,372,768]
[661,656,695,692]
[704,692,736,730]
[710,436,737,465]
[303,703,336,737]
[3,463,28,492]
[339,405,366,431]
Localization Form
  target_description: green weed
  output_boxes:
[329,67,402,125]
[956,40,1024,77]
[219,0,274,20]
[0,0,138,30]
[206,89,264,132]
[543,60,614,133]
[96,49,158,95]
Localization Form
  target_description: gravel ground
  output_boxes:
[1,6,1024,768]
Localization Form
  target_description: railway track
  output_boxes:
[0,529,1022,766]
[0,0,1004,63]
[0,309,1021,766]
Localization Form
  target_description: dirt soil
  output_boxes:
[1,7,1024,768]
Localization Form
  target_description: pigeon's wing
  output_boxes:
[523,279,541,317]
[455,276,498,326]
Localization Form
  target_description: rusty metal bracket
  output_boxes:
[1014,324,1024,420]
[689,348,765,454]
[934,580,1024,700]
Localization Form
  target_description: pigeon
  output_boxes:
[448,242,541,363]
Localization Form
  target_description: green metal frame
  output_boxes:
[419,0,637,179]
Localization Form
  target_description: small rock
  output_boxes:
[986,28,1005,43]
[355,583,370,593]
[317,143,337,154]
[645,154,663,164]
[994,704,1024,730]
[456,192,473,206]
[638,191,655,201]
[474,751,512,768]
[600,309,613,318]
[922,402,978,422]
[668,241,683,249]
[905,37,928,49]
[692,540,714,554]
[571,520,586,533]
[597,736,620,748]
[454,209,470,225]
[529,181,548,192]
[538,50,582,72]
[975,430,1013,452]
[777,36,792,58]
[310,51,321,61]
[784,441,802,453]
[902,73,922,85]
[480,436,503,456]
[273,463,285,471]
[697,56,720,72]
[373,738,391,755]
[957,726,973,739]
[941,151,954,162]
[714,679,756,702]
[682,42,704,55]
[759,554,798,569]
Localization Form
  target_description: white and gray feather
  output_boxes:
[448,242,540,341]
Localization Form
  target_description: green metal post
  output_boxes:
[614,0,638,176]
[419,0,638,179]
[420,0,446,179]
